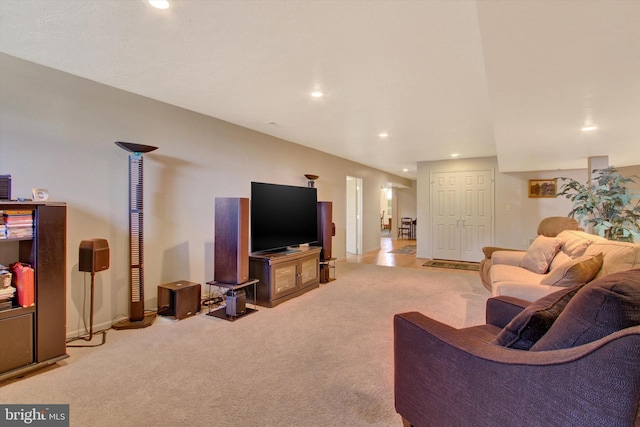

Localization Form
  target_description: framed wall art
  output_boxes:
[528,179,557,198]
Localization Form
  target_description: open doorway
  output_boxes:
[346,176,363,255]
[380,186,392,237]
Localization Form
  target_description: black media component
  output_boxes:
[225,289,246,316]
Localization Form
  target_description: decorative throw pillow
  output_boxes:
[540,252,603,287]
[555,231,593,257]
[520,236,562,274]
[549,250,571,271]
[531,269,640,351]
[493,283,584,350]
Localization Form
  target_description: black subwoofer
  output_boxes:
[157,281,201,320]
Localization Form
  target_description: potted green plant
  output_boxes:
[557,166,640,242]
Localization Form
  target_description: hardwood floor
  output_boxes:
[345,236,479,275]
[345,237,425,269]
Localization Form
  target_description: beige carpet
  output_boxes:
[0,261,489,426]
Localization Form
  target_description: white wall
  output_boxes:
[396,184,417,221]
[0,53,411,336]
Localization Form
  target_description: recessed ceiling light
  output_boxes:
[265,121,279,126]
[450,153,460,158]
[581,125,598,132]
[311,91,323,98]
[149,0,169,9]
[402,168,409,172]
[378,132,389,138]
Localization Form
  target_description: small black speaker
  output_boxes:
[79,238,110,273]
[0,175,11,200]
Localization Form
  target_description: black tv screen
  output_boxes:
[251,182,318,253]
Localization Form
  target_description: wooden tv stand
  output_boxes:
[249,246,321,308]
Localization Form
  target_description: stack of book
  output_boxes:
[1,210,34,239]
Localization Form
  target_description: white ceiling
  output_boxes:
[1,0,639,179]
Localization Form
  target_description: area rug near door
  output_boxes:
[388,245,416,254]
[423,259,480,271]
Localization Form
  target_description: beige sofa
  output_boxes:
[484,229,640,301]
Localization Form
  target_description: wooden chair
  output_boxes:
[398,217,412,239]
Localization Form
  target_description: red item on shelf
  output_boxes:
[10,262,35,307]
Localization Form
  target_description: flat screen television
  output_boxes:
[251,182,318,253]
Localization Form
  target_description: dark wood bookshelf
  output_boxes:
[0,202,68,382]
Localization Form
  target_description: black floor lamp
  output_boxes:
[112,141,158,330]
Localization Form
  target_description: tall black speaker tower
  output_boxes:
[214,198,249,284]
[317,201,334,261]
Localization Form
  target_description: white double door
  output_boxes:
[431,170,493,262]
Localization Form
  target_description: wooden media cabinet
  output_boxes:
[249,246,321,308]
